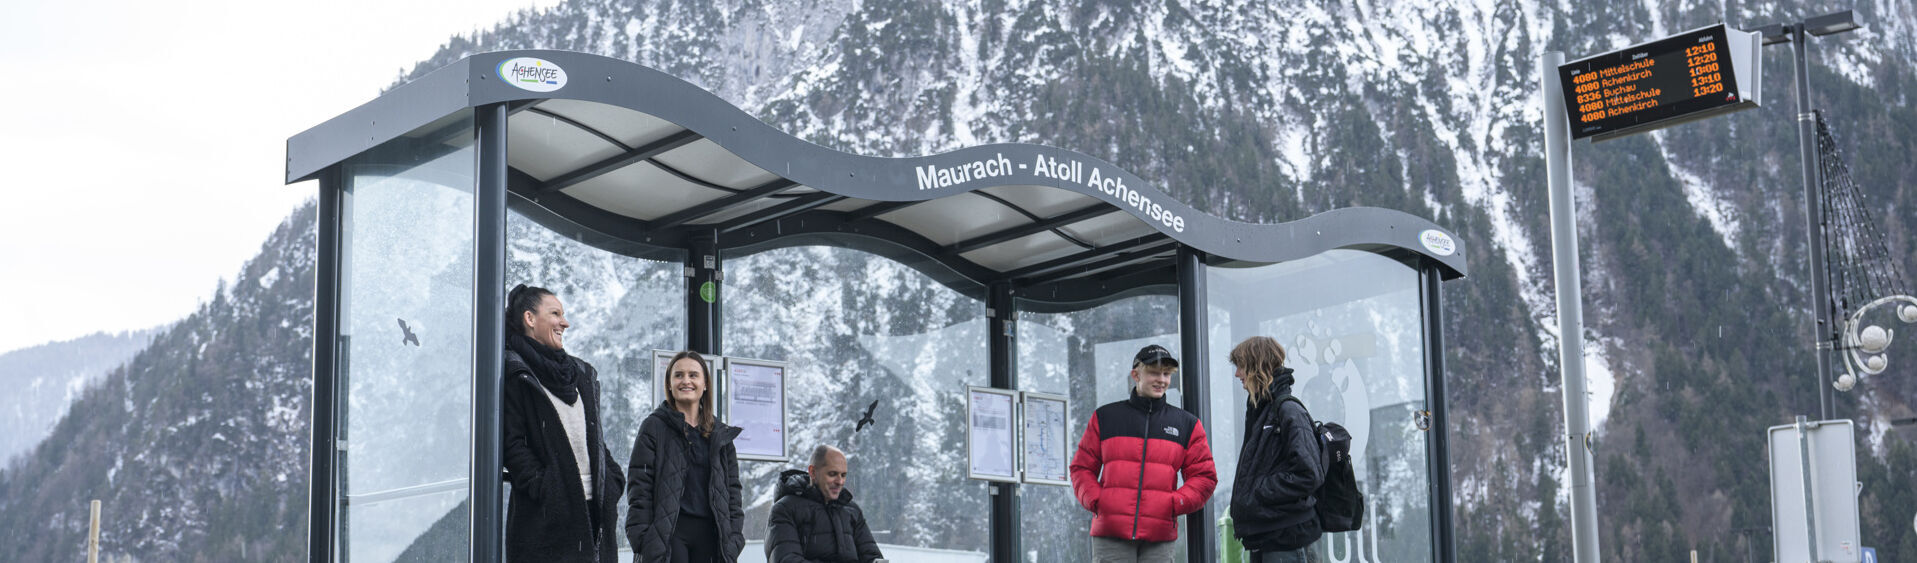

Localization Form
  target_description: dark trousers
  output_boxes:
[670,514,720,563]
[1247,547,1312,563]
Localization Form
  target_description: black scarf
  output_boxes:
[508,330,579,404]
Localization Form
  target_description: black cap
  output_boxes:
[1133,344,1178,368]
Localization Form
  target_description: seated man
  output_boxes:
[766,445,885,563]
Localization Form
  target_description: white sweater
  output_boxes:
[538,384,593,500]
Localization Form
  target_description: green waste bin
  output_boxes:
[1218,514,1247,563]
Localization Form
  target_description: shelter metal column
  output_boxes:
[473,102,508,563]
[1176,246,1215,563]
[1419,261,1456,563]
[310,167,343,563]
[988,283,1019,563]
[686,230,723,356]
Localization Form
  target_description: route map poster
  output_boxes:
[1020,392,1070,485]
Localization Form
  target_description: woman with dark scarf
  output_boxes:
[626,350,745,563]
[502,284,625,563]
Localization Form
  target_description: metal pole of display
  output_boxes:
[1789,23,1837,420]
[987,283,1019,563]
[473,102,509,563]
[1175,246,1215,563]
[1794,416,1822,563]
[1541,50,1602,563]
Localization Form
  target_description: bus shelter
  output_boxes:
[286,50,1469,563]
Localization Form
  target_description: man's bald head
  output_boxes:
[807,445,849,501]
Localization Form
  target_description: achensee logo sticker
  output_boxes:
[1419,229,1457,256]
[499,58,566,92]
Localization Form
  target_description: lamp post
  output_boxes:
[1754,10,1862,420]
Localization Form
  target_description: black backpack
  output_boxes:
[1277,395,1365,533]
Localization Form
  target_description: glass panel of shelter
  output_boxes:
[335,111,477,562]
[1204,249,1433,562]
[723,246,992,560]
[333,184,1440,563]
[503,208,686,555]
[332,162,1441,563]
[1017,294,1190,563]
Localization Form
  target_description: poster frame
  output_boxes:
[721,356,789,463]
[1019,391,1072,486]
[966,386,1021,483]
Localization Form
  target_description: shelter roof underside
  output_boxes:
[503,98,1177,306]
[289,51,1466,310]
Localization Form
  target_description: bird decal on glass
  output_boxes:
[855,399,879,432]
[398,318,420,347]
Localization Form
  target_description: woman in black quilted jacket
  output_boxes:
[626,350,745,563]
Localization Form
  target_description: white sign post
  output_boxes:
[723,357,788,462]
[1019,392,1070,486]
[967,387,1019,482]
[1769,417,1861,563]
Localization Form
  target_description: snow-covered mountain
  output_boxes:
[4,0,1917,560]
[0,204,316,562]
[415,0,1917,558]
[0,329,157,466]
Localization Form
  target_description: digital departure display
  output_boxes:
[1558,24,1760,141]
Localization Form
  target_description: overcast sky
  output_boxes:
[0,0,562,355]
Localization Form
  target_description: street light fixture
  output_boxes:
[1757,24,1791,45]
[1757,9,1864,416]
[1806,10,1861,37]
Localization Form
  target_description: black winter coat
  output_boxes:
[1230,379,1325,552]
[626,402,745,562]
[765,470,884,563]
[502,350,626,563]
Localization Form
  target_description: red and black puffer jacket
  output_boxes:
[1069,391,1218,542]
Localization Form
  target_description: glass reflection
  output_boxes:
[504,208,685,553]
[724,246,990,559]
[1018,294,1189,563]
[1206,250,1431,562]
[337,113,475,562]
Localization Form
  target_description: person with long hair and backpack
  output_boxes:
[627,350,745,563]
[501,284,625,562]
[1228,336,1324,562]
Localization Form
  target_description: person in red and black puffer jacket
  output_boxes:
[1070,345,1218,562]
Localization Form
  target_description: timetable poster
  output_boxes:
[725,359,788,462]
[968,388,1018,482]
[1020,392,1070,485]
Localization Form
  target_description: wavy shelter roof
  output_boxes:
[287,50,1466,309]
